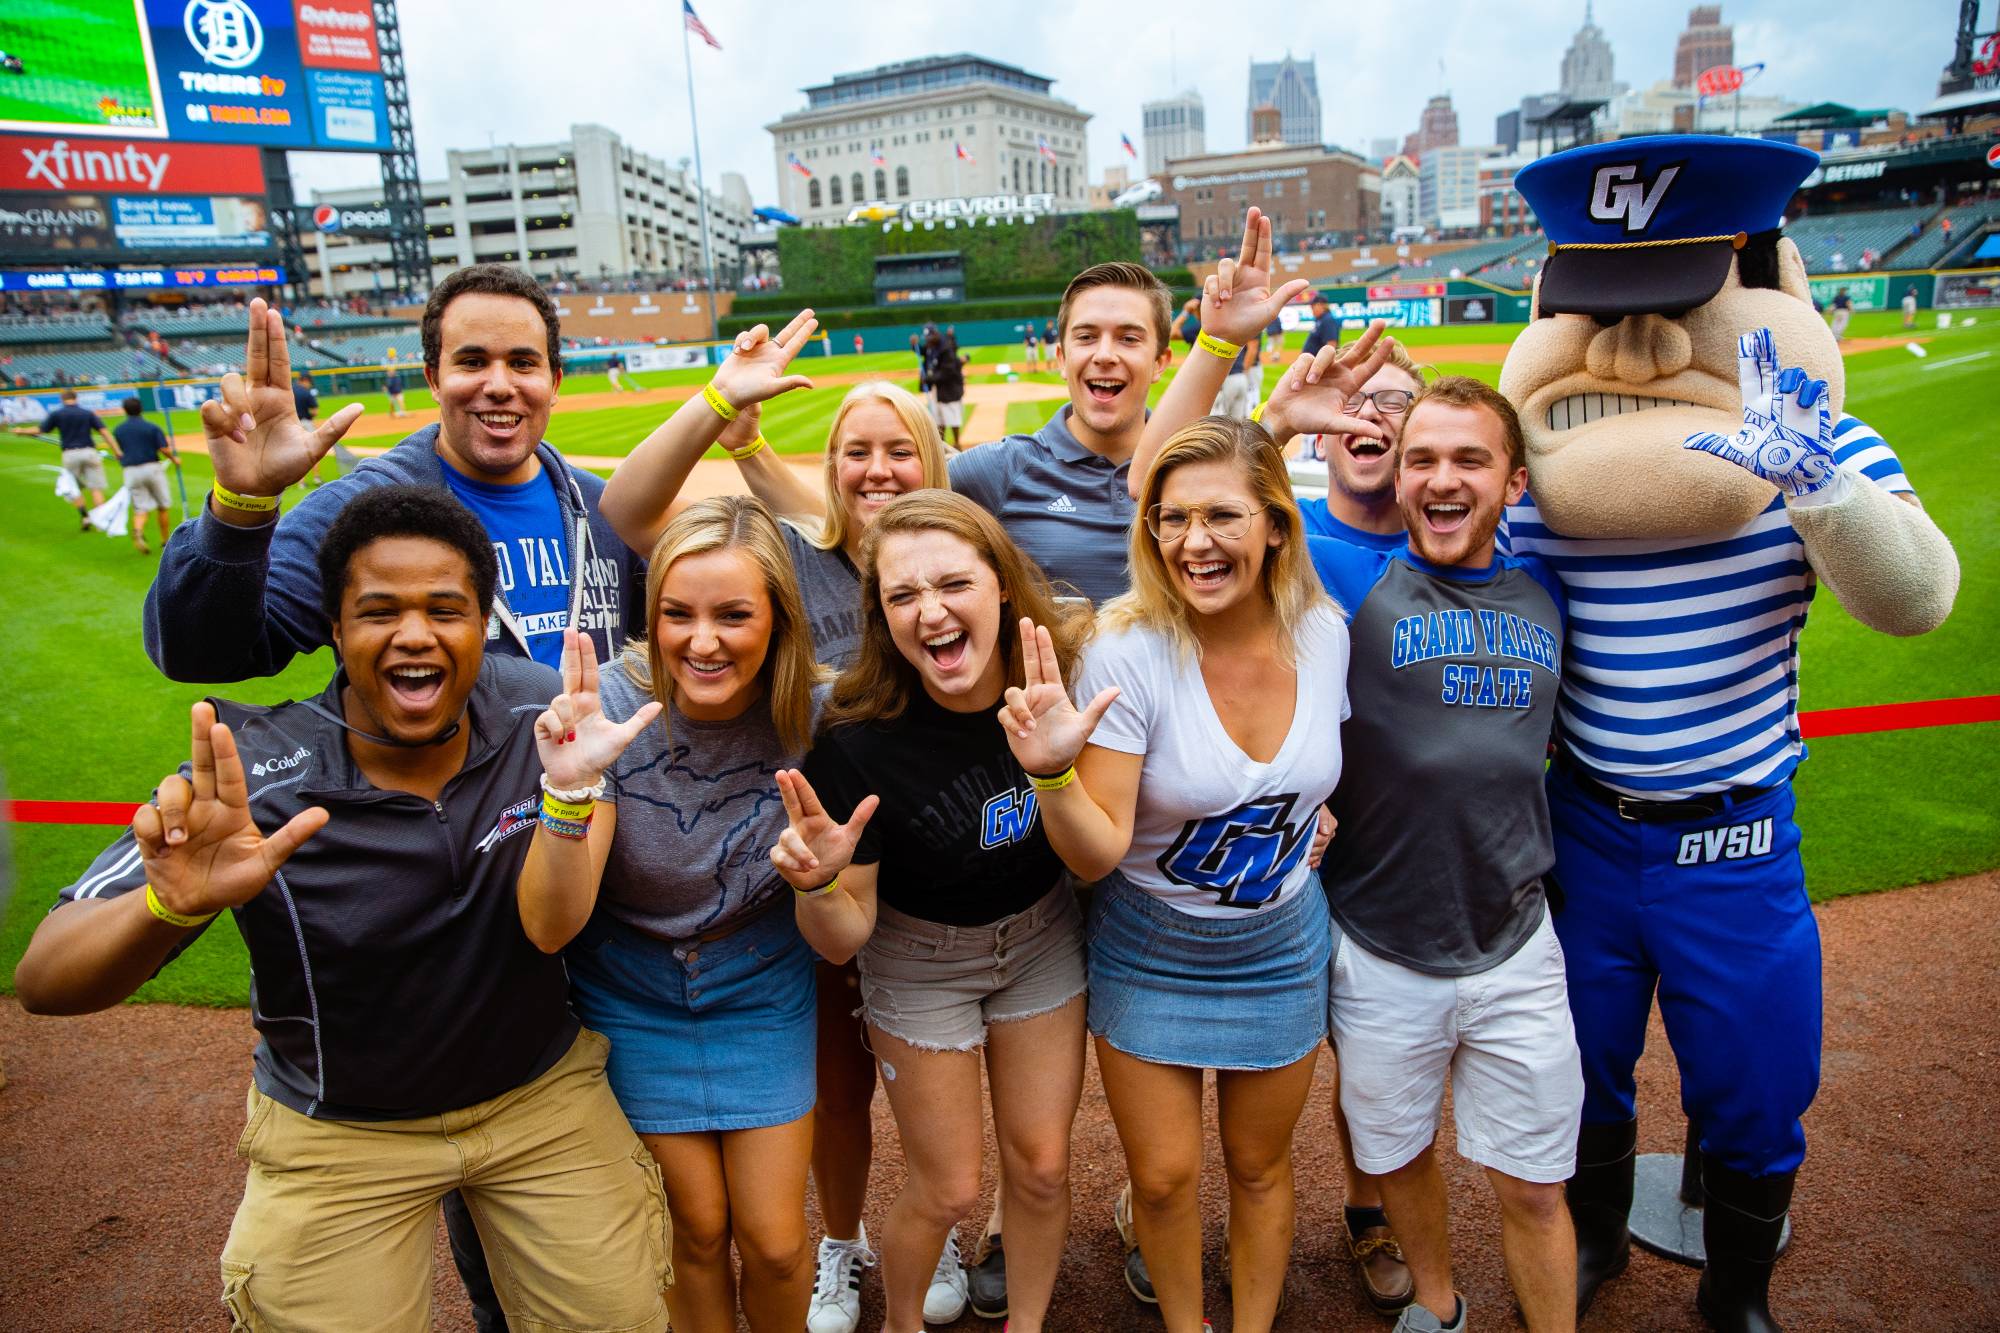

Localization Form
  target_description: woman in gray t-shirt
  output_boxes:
[536,495,830,1333]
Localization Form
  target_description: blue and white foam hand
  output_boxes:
[1683,328,1841,502]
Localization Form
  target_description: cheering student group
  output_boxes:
[14,134,1961,1333]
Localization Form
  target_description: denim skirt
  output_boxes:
[567,901,817,1135]
[1086,871,1332,1071]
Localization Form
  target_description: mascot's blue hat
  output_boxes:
[1516,134,1819,318]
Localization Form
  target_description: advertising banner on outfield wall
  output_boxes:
[112,194,272,248]
[1446,295,1497,323]
[1934,270,2000,309]
[1809,276,1887,311]
[623,346,708,373]
[0,192,116,253]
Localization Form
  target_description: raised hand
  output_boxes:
[1683,328,1839,500]
[1307,805,1337,870]
[1260,320,1397,445]
[132,702,329,920]
[534,630,661,791]
[709,310,819,410]
[770,768,878,891]
[1200,207,1311,347]
[996,618,1120,777]
[198,298,364,499]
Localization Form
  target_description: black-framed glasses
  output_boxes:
[1344,389,1414,414]
[1145,501,1266,542]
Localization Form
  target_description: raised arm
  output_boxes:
[599,311,820,553]
[995,619,1136,881]
[1255,322,1395,450]
[14,703,326,1015]
[516,631,662,952]
[1129,207,1308,497]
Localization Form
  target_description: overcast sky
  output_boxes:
[288,1,1963,203]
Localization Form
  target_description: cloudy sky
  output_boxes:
[288,1,1961,202]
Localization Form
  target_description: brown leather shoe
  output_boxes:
[1349,1222,1414,1315]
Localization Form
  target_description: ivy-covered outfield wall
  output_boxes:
[775,210,1142,297]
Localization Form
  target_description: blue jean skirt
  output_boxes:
[1086,871,1332,1071]
[567,900,817,1135]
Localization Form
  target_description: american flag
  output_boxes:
[871,149,887,166]
[1037,135,1057,163]
[1120,133,1137,158]
[955,141,973,163]
[786,152,813,178]
[682,0,720,50]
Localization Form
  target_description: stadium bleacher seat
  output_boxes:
[1892,198,2000,270]
[0,313,117,346]
[1388,235,1544,282]
[1780,205,1933,274]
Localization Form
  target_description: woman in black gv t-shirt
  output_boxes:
[768,492,1094,1333]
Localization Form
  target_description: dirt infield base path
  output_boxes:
[2,871,1993,1330]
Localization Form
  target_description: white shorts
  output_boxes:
[124,460,172,512]
[1216,371,1256,419]
[934,398,964,428]
[1329,911,1582,1183]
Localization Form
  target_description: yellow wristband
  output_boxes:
[700,382,740,421]
[795,874,839,898]
[145,883,218,930]
[541,791,597,823]
[1028,766,1078,793]
[1195,331,1241,361]
[211,481,280,514]
[724,433,768,461]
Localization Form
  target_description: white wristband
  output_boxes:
[540,773,608,803]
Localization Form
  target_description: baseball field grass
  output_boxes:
[1,310,1993,1006]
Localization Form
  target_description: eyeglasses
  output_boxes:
[1344,389,1414,415]
[1145,501,1266,542]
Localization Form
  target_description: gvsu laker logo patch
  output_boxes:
[1675,817,1775,866]
[1158,794,1311,908]
[477,796,540,854]
[980,787,1039,849]
[1588,162,1681,234]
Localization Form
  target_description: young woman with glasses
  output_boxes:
[995,415,1352,1333]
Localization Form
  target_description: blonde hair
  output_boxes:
[619,495,827,755]
[1101,415,1331,663]
[824,491,1091,728]
[812,381,951,554]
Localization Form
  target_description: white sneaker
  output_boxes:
[807,1225,875,1333]
[922,1230,970,1323]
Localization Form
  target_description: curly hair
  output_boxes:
[316,485,498,625]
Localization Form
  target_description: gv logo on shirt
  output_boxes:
[1158,794,1311,908]
[980,787,1039,849]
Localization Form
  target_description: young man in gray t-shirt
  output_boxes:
[1308,378,1581,1333]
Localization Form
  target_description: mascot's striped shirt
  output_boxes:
[1504,414,1910,799]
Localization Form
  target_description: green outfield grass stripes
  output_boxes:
[2,314,1993,1007]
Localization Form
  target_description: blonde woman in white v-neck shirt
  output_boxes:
[996,415,1346,1333]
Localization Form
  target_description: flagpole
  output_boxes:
[680,7,720,342]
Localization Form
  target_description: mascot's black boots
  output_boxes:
[1697,1155,1796,1333]
[1568,1118,1636,1316]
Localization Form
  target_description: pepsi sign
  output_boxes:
[305,201,393,233]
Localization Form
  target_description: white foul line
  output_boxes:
[1921,351,1992,372]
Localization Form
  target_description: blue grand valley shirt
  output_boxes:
[439,465,574,669]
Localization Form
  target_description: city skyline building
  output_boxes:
[1246,54,1323,147]
[1143,89,1207,176]
[1673,5,1736,89]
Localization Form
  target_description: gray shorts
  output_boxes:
[856,882,1086,1052]
[61,448,106,490]
[124,460,172,512]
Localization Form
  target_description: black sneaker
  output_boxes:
[968,1233,1008,1319]
[1114,1183,1158,1305]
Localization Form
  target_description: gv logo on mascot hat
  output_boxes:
[1516,135,1818,319]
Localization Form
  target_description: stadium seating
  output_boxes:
[1892,198,2000,270]
[0,312,117,346]
[126,303,404,339]
[1780,205,1933,274]
[1472,259,1544,291]
[315,331,423,366]
[1387,236,1545,282]
[1,346,178,387]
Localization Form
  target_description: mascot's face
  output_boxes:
[1500,237,1842,539]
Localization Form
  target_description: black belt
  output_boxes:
[1554,750,1773,824]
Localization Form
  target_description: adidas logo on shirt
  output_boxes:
[1046,494,1078,514]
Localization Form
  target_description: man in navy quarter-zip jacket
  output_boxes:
[143,264,646,684]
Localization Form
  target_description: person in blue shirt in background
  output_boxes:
[1302,291,1343,357]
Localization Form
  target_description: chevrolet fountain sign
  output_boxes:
[900,192,1057,223]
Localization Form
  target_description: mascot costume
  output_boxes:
[1501,136,1959,1332]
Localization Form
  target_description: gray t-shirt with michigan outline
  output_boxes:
[778,518,864,668]
[598,664,826,939]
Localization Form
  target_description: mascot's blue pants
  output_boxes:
[1546,763,1821,1176]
